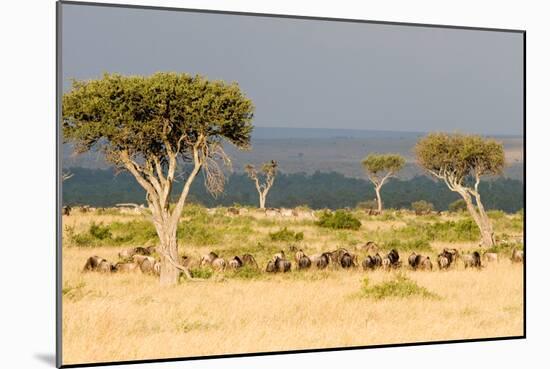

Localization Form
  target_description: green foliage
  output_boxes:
[269,227,304,242]
[448,199,467,212]
[415,133,505,181]
[177,220,223,246]
[394,219,480,242]
[89,222,112,240]
[69,220,159,247]
[382,238,432,252]
[361,274,439,300]
[411,200,434,214]
[228,265,264,280]
[486,242,524,255]
[187,267,214,279]
[63,72,255,161]
[361,153,405,175]
[316,210,361,230]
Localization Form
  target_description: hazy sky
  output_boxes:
[61,3,524,135]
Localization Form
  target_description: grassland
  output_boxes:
[61,206,524,365]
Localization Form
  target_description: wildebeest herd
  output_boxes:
[82,243,524,277]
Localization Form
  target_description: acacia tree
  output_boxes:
[245,160,278,209]
[361,154,405,213]
[415,133,504,247]
[63,72,254,285]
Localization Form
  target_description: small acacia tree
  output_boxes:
[63,72,254,285]
[415,133,504,247]
[245,160,278,209]
[361,153,405,213]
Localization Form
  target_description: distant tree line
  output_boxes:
[63,167,523,213]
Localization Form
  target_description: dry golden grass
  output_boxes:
[61,209,523,365]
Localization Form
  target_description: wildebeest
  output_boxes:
[310,253,330,269]
[511,248,524,263]
[462,251,482,269]
[62,205,71,216]
[329,248,349,266]
[443,248,460,264]
[139,258,157,274]
[274,256,291,272]
[357,241,378,253]
[200,252,219,266]
[97,260,115,273]
[83,256,111,272]
[134,246,152,256]
[373,253,383,268]
[437,253,451,270]
[417,255,433,270]
[153,261,161,276]
[228,256,244,269]
[266,260,277,273]
[273,250,286,261]
[340,252,354,268]
[408,252,418,269]
[241,253,259,269]
[295,249,306,263]
[387,249,400,267]
[298,255,312,270]
[114,262,140,273]
[381,257,391,271]
[484,252,499,263]
[437,249,455,270]
[362,255,376,270]
[211,257,226,271]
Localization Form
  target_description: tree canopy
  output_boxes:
[361,153,406,177]
[63,72,254,172]
[415,133,505,186]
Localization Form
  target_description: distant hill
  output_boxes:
[62,126,524,180]
[63,167,524,212]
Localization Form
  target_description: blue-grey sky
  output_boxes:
[61,3,524,135]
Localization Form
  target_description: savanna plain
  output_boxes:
[61,206,524,365]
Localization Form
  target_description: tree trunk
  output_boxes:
[259,192,266,209]
[375,186,383,213]
[152,215,181,286]
[474,193,496,247]
[459,191,495,247]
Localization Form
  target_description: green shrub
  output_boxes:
[188,267,214,279]
[228,265,263,280]
[361,274,439,300]
[393,219,480,242]
[89,222,112,240]
[269,227,304,242]
[411,200,434,214]
[316,210,361,230]
[448,199,467,212]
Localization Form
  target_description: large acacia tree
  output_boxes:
[415,133,505,247]
[63,72,254,285]
[244,160,278,209]
[361,153,405,213]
